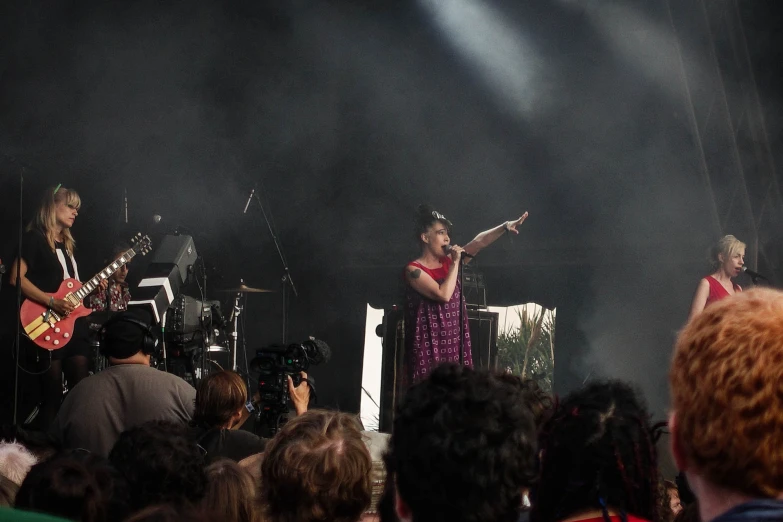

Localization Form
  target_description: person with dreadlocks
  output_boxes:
[531,380,660,522]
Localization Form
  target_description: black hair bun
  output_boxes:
[416,204,436,219]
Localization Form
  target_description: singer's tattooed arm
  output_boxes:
[405,265,457,303]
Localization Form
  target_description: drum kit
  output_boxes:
[86,281,276,385]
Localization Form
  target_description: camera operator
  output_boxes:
[189,370,310,463]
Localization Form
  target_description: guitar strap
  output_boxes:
[55,247,80,281]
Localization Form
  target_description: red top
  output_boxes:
[705,275,742,307]
[406,256,452,281]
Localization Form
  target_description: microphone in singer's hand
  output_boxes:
[442,245,474,258]
[742,266,768,281]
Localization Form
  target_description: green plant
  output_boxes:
[496,306,555,393]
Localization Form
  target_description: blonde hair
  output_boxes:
[27,185,81,255]
[0,441,38,486]
[709,235,745,270]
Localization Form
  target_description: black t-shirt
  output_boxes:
[15,229,90,359]
[189,426,267,463]
[21,229,77,293]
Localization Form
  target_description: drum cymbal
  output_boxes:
[220,284,276,293]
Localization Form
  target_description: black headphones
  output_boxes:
[100,313,159,356]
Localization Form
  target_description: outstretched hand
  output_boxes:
[505,212,529,234]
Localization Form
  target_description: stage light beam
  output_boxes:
[418,0,544,120]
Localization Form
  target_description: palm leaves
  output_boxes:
[496,305,556,394]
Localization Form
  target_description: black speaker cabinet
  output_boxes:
[378,308,498,433]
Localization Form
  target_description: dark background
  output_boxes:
[2,0,781,419]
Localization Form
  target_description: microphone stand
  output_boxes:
[459,254,466,367]
[13,167,24,425]
[247,189,297,344]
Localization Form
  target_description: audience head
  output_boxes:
[386,363,538,522]
[531,380,659,522]
[15,451,110,522]
[70,450,131,521]
[123,503,217,522]
[193,371,248,430]
[673,501,700,522]
[663,479,681,517]
[260,410,372,522]
[670,288,783,500]
[109,420,207,511]
[0,475,18,507]
[100,308,157,364]
[658,478,675,522]
[203,459,260,522]
[501,374,554,430]
[0,425,58,463]
[0,440,38,485]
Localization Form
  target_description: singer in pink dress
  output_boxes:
[688,235,745,322]
[402,205,529,386]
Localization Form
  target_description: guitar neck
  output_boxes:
[73,250,137,301]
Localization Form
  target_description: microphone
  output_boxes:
[302,338,332,365]
[742,267,768,281]
[152,214,162,225]
[124,188,128,224]
[243,188,255,214]
[442,245,474,258]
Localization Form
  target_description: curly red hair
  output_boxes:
[670,288,783,497]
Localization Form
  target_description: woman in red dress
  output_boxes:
[687,235,746,322]
[403,205,528,386]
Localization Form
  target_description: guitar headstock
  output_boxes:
[130,233,152,256]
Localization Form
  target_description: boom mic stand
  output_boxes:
[245,187,297,344]
[12,167,24,425]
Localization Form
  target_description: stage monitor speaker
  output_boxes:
[151,234,198,286]
[129,234,197,323]
[378,308,498,433]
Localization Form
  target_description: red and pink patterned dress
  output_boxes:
[403,256,473,386]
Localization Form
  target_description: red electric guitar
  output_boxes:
[21,233,152,350]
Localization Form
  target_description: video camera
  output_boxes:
[250,338,331,433]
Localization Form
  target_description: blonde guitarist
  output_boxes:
[8,185,106,428]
